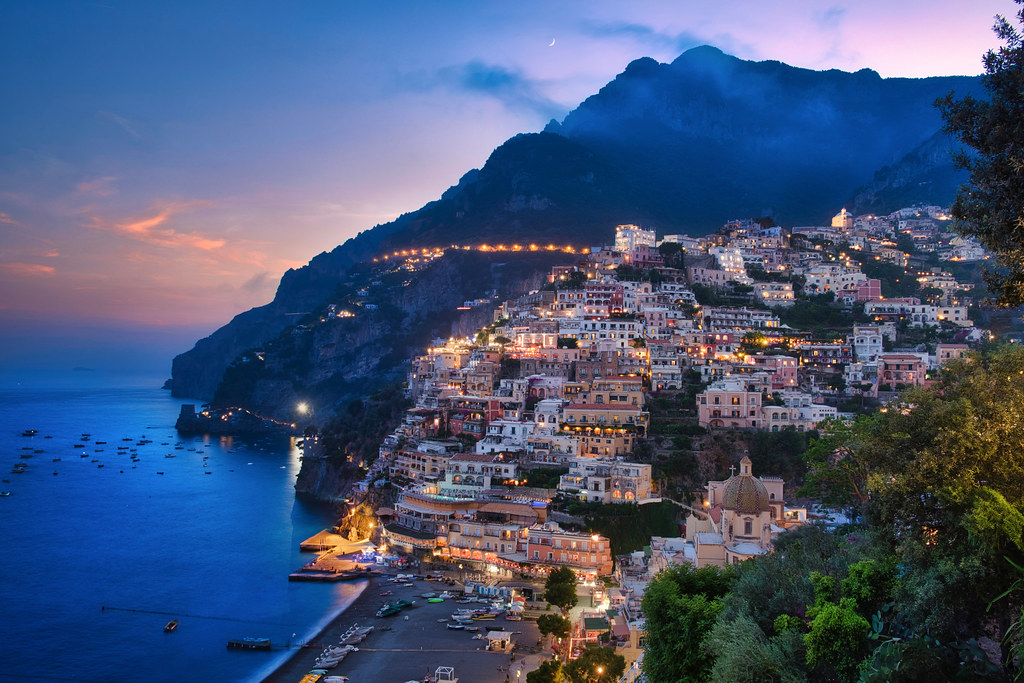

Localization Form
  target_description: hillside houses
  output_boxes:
[370,209,988,579]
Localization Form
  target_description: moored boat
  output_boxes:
[164,619,179,632]
[227,637,271,650]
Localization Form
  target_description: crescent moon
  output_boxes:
[549,38,556,47]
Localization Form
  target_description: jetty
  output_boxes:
[299,530,346,551]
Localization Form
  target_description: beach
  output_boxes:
[262,572,548,683]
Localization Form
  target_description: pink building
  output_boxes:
[697,378,763,429]
[750,355,798,390]
[853,279,883,301]
[878,354,927,389]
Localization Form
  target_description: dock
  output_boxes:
[299,529,346,551]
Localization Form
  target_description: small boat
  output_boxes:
[465,626,480,632]
[447,623,465,630]
[164,620,179,632]
[0,492,11,497]
[376,605,401,618]
[420,592,437,599]
[437,618,448,623]
[227,637,271,651]
[21,430,37,437]
[427,597,444,603]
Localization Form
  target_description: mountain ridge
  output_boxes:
[170,46,983,401]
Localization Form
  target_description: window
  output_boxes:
[744,519,752,535]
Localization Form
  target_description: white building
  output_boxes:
[558,457,655,504]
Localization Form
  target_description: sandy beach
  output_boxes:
[263,571,548,683]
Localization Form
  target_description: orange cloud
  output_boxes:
[2,262,56,276]
[87,201,225,251]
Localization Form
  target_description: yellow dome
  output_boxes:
[722,456,771,514]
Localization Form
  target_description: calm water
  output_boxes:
[0,386,364,683]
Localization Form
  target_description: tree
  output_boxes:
[800,416,874,514]
[545,566,579,614]
[564,647,625,683]
[641,563,736,682]
[537,613,572,639]
[937,0,1024,306]
[804,600,871,679]
[527,660,566,683]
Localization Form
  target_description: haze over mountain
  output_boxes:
[170,46,982,401]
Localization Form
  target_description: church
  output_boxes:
[684,456,803,567]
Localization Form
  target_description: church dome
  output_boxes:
[722,456,771,514]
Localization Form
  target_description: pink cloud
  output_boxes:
[87,201,225,251]
[2,262,56,276]
[0,212,21,226]
[77,176,119,197]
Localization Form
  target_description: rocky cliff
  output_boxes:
[208,249,565,422]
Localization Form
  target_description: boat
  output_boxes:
[420,592,437,598]
[164,619,179,632]
[21,430,37,437]
[376,605,401,618]
[436,618,448,623]
[446,623,465,630]
[227,637,272,650]
[427,597,444,603]
[0,492,11,497]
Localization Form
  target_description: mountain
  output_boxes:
[170,46,982,402]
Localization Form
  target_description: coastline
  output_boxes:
[251,577,370,683]
[261,572,548,683]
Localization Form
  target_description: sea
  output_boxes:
[0,383,366,683]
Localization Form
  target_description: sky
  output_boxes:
[0,0,1018,382]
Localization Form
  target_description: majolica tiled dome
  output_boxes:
[722,456,771,514]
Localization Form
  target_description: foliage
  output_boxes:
[545,566,579,614]
[778,295,854,333]
[317,382,411,466]
[800,416,874,514]
[523,467,569,489]
[706,612,805,683]
[804,600,871,679]
[938,0,1024,306]
[527,659,566,683]
[659,241,685,269]
[564,647,626,683]
[569,501,681,556]
[746,429,811,485]
[641,563,736,682]
[537,613,572,639]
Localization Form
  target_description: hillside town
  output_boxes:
[321,206,995,674]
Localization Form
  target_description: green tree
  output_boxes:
[641,564,736,682]
[706,612,804,683]
[564,647,625,683]
[938,0,1024,306]
[804,600,871,679]
[545,566,579,615]
[800,417,874,514]
[527,659,566,683]
[537,613,572,639]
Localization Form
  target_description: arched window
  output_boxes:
[744,519,752,535]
